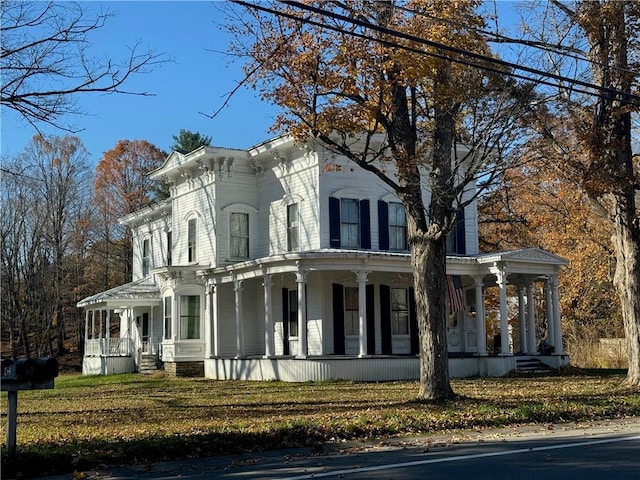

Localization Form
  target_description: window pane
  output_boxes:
[188,219,197,262]
[164,296,172,340]
[344,287,359,335]
[391,288,409,335]
[287,203,299,251]
[180,295,200,340]
[340,199,360,248]
[230,213,249,258]
[389,203,407,250]
[288,290,298,337]
[142,239,150,275]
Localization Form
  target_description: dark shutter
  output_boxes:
[380,284,392,354]
[360,199,371,249]
[281,288,290,355]
[378,200,389,251]
[409,287,419,355]
[366,284,375,354]
[332,283,345,355]
[329,197,341,248]
[456,208,466,254]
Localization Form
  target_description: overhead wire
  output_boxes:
[231,0,640,107]
[389,1,640,81]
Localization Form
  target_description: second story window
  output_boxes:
[142,239,150,276]
[287,203,299,251]
[187,218,197,263]
[166,231,172,266]
[389,202,407,250]
[329,196,370,249]
[341,199,360,248]
[230,212,249,258]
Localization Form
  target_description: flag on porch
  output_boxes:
[446,275,465,313]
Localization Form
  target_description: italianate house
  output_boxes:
[78,134,569,380]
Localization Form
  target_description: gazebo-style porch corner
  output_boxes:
[77,278,162,375]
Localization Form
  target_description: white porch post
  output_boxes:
[106,309,111,352]
[496,268,510,355]
[526,282,537,353]
[474,275,487,355]
[551,273,564,354]
[518,285,527,354]
[204,280,214,358]
[90,310,95,340]
[295,265,308,358]
[84,310,89,344]
[234,277,244,358]
[211,282,220,357]
[545,279,556,348]
[262,270,274,358]
[355,270,369,358]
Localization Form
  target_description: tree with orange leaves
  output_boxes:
[94,139,166,283]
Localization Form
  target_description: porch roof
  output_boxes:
[77,277,161,308]
[203,247,567,283]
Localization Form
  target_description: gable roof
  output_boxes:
[77,277,160,308]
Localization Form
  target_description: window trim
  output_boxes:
[141,237,151,276]
[287,202,299,252]
[222,203,258,261]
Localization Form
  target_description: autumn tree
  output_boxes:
[510,1,640,384]
[93,140,167,284]
[1,1,164,132]
[171,129,212,154]
[1,135,93,357]
[479,158,622,362]
[226,0,533,400]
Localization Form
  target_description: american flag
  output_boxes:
[446,275,465,313]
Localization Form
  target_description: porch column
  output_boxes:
[106,309,111,343]
[262,270,274,358]
[295,264,308,358]
[545,279,556,348]
[204,280,214,358]
[211,282,220,357]
[234,277,244,358]
[527,282,537,353]
[496,268,510,355]
[550,273,564,354]
[518,285,527,354]
[474,276,487,355]
[355,270,369,358]
[84,310,89,344]
[90,310,95,340]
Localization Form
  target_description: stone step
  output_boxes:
[515,358,555,374]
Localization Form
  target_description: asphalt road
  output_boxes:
[41,418,640,480]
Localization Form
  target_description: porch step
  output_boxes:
[515,358,556,375]
[139,355,161,374]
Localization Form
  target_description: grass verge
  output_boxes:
[1,371,639,478]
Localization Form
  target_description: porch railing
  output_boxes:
[142,336,162,355]
[85,338,135,357]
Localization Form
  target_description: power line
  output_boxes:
[232,0,640,107]
[281,0,640,105]
[390,2,640,81]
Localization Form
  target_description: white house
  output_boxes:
[78,134,569,380]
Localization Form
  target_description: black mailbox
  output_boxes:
[1,357,16,381]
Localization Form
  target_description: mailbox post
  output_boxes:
[1,357,58,457]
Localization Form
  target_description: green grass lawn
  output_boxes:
[2,370,639,477]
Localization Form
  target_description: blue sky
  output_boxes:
[1,1,279,163]
[1,1,521,166]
